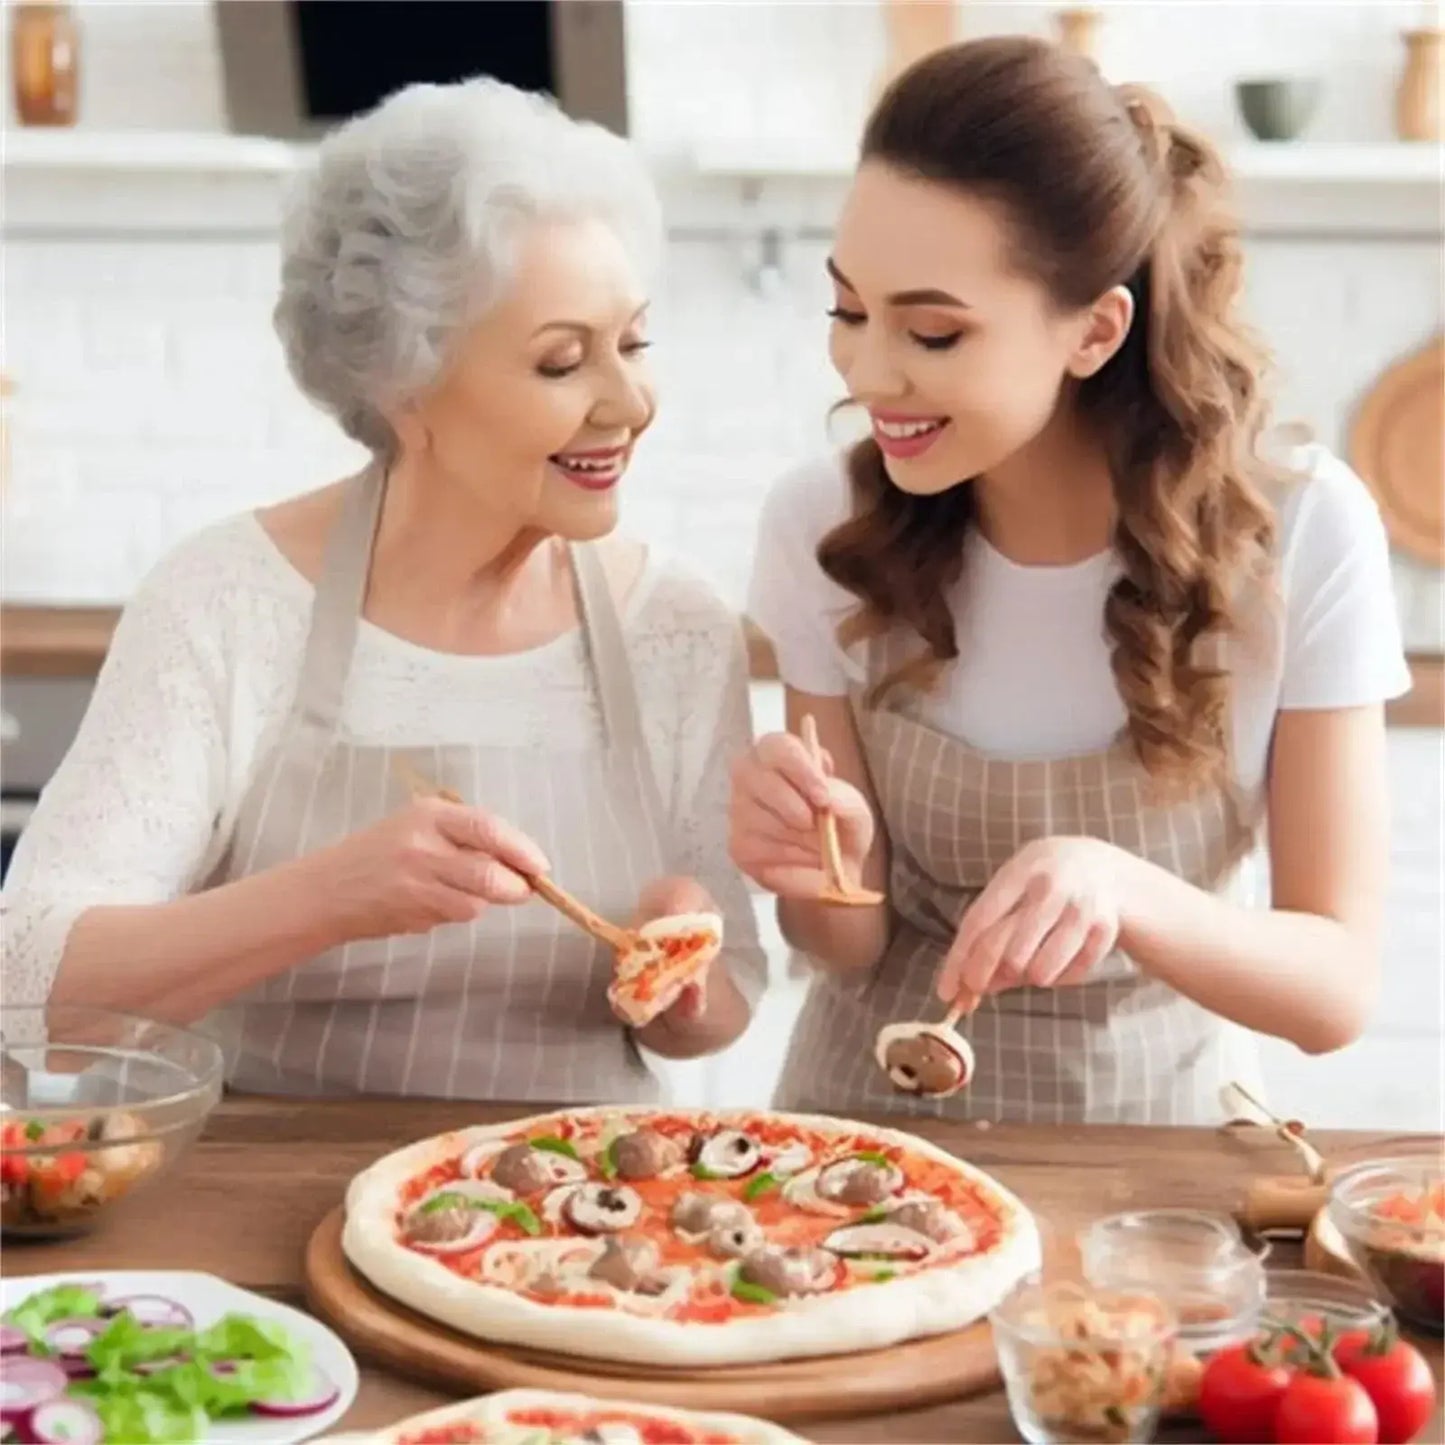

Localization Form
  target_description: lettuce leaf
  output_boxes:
[3,1283,104,1350]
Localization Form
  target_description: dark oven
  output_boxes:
[0,678,95,883]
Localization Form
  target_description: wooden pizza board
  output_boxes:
[303,1207,1000,1425]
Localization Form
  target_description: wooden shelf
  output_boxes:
[1,128,307,175]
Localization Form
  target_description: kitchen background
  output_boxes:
[1,1,1441,1127]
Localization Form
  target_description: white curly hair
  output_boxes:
[274,79,663,455]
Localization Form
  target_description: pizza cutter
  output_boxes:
[874,992,980,1098]
[798,714,884,907]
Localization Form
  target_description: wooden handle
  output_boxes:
[529,874,632,951]
[1238,1176,1330,1234]
[390,758,631,952]
[941,993,980,1030]
[799,714,849,892]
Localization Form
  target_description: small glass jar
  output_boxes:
[1081,1210,1266,1359]
[991,1275,1176,1445]
[11,2,79,127]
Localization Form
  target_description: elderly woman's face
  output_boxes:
[406,217,654,540]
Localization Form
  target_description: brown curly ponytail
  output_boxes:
[818,37,1277,795]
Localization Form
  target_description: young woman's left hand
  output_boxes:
[936,837,1125,1003]
[629,875,721,1024]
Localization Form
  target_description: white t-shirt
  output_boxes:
[747,443,1410,795]
[3,515,765,1007]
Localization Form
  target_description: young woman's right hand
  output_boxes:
[729,732,875,898]
[310,796,549,944]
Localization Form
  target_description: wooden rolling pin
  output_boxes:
[1237,1174,1331,1234]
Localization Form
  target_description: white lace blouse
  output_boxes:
[2,513,765,1007]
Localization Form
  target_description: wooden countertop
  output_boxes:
[3,602,1440,726]
[4,1098,1441,1443]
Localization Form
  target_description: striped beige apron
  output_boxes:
[775,631,1267,1125]
[206,465,670,1101]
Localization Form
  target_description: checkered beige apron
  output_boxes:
[775,630,1267,1124]
[205,464,670,1101]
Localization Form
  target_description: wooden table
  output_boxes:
[3,1099,1441,1442]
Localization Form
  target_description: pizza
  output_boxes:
[342,1106,1040,1367]
[313,1388,808,1444]
[608,913,723,1027]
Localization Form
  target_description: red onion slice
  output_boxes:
[27,1398,103,1445]
[0,1357,67,1422]
[101,1295,193,1330]
[251,1366,340,1418]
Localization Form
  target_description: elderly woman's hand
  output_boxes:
[312,795,549,945]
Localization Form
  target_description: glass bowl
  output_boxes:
[1326,1151,1444,1334]
[991,1274,1176,1444]
[1260,1268,1392,1337]
[0,1005,223,1239]
[1080,1209,1266,1357]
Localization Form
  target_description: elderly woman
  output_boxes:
[2,79,765,1101]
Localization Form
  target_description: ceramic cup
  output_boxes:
[1236,78,1320,141]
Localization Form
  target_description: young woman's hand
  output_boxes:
[313,795,548,944]
[937,836,1122,1001]
[728,732,874,898]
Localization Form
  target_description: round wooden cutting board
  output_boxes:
[303,1207,1001,1425]
[1349,336,1445,566]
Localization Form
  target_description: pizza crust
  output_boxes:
[343,1106,1040,1368]
[312,1389,810,1444]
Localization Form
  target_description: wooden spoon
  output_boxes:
[874,991,981,1099]
[798,713,884,907]
[391,758,632,950]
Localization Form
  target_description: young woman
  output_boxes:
[731,37,1408,1123]
[4,78,765,1100]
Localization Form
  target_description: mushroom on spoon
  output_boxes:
[874,992,980,1099]
[798,713,884,907]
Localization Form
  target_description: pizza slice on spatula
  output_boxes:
[607,911,723,1027]
[314,1387,809,1444]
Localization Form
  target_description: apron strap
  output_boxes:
[295,462,387,732]
[569,541,672,844]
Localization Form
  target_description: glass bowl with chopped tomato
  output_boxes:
[1327,1150,1445,1334]
[1,1005,222,1239]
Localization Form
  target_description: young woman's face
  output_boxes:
[402,216,655,540]
[827,162,1099,495]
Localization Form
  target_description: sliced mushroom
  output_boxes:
[885,1198,973,1246]
[692,1128,761,1179]
[823,1221,935,1261]
[611,1129,685,1181]
[563,1182,642,1235]
[738,1244,839,1298]
[402,1195,499,1254]
[883,1031,970,1096]
[587,1235,665,1293]
[707,1215,763,1260]
[672,1196,762,1258]
[816,1157,904,1206]
[578,1426,645,1445]
[761,1140,812,1178]
[491,1142,587,1196]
